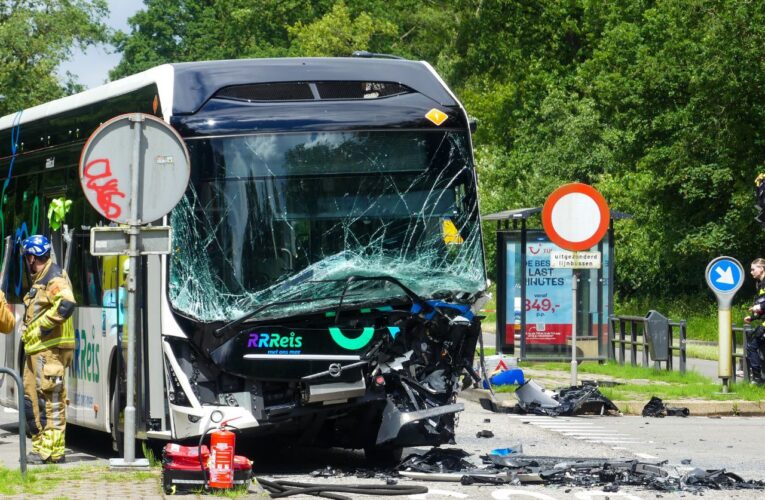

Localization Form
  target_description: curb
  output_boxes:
[459,387,765,417]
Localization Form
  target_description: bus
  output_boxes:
[0,57,487,459]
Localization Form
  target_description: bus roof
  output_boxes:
[0,58,459,132]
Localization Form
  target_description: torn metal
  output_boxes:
[512,380,621,416]
[396,448,765,492]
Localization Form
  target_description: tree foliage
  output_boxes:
[108,0,765,298]
[0,0,107,113]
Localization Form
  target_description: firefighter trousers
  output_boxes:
[23,347,73,461]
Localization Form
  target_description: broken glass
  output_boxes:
[169,130,486,322]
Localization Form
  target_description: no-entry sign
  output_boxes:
[542,183,610,251]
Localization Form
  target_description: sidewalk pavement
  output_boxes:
[468,360,765,416]
[0,407,270,499]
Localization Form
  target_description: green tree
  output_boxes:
[111,0,337,79]
[287,1,396,56]
[0,0,108,113]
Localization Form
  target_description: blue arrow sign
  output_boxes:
[706,257,744,294]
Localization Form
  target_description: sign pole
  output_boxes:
[79,112,189,469]
[704,256,744,393]
[571,269,578,386]
[718,307,732,393]
[542,183,609,384]
[123,114,144,462]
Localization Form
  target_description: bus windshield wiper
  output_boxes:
[214,296,327,337]
[317,274,429,324]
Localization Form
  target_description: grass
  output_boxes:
[492,361,765,402]
[0,463,256,498]
[686,343,719,361]
[517,361,711,384]
[0,465,160,496]
[615,293,754,343]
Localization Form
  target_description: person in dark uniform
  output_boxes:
[744,258,765,384]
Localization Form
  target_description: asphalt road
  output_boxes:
[0,399,763,499]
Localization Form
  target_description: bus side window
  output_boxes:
[101,255,128,312]
[69,231,103,306]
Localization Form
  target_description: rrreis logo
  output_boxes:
[247,332,303,350]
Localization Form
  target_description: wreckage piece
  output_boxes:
[642,396,690,417]
[397,451,765,492]
[515,380,561,409]
[376,401,464,445]
[397,448,475,474]
[478,397,518,414]
[682,468,765,490]
[515,380,620,416]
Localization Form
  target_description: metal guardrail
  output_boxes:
[609,315,686,374]
[0,368,26,476]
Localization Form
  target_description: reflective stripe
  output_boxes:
[24,319,74,354]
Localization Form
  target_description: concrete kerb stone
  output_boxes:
[459,387,765,417]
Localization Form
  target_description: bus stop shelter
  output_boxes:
[483,207,630,361]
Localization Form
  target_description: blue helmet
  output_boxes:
[22,235,51,257]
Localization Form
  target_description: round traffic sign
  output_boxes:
[79,113,190,224]
[542,183,610,251]
[705,256,744,296]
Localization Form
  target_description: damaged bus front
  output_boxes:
[163,58,487,456]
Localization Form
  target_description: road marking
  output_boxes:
[633,452,659,460]
[492,490,558,500]
[512,415,646,446]
[410,489,469,499]
[575,492,644,500]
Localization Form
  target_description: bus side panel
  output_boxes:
[67,306,116,432]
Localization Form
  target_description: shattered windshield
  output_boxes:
[169,130,485,322]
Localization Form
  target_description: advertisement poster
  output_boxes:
[524,241,572,344]
[505,238,572,345]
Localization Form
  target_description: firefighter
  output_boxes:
[0,289,15,334]
[20,235,76,464]
[744,258,765,384]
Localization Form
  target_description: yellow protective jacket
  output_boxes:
[0,290,15,334]
[22,259,75,354]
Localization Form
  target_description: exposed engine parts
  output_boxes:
[163,291,486,450]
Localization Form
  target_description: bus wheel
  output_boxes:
[110,387,124,454]
[363,445,403,466]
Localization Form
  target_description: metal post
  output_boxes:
[0,368,26,476]
[680,320,687,374]
[642,321,649,368]
[630,320,637,367]
[743,325,751,382]
[719,308,732,393]
[570,270,578,386]
[619,319,625,365]
[123,114,143,462]
[731,325,738,383]
[520,219,527,360]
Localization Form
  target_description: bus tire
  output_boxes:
[110,383,124,454]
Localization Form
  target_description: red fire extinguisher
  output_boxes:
[207,418,238,489]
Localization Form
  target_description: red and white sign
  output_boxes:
[542,183,610,251]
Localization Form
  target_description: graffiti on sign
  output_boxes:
[82,158,125,219]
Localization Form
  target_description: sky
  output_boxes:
[57,1,144,90]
